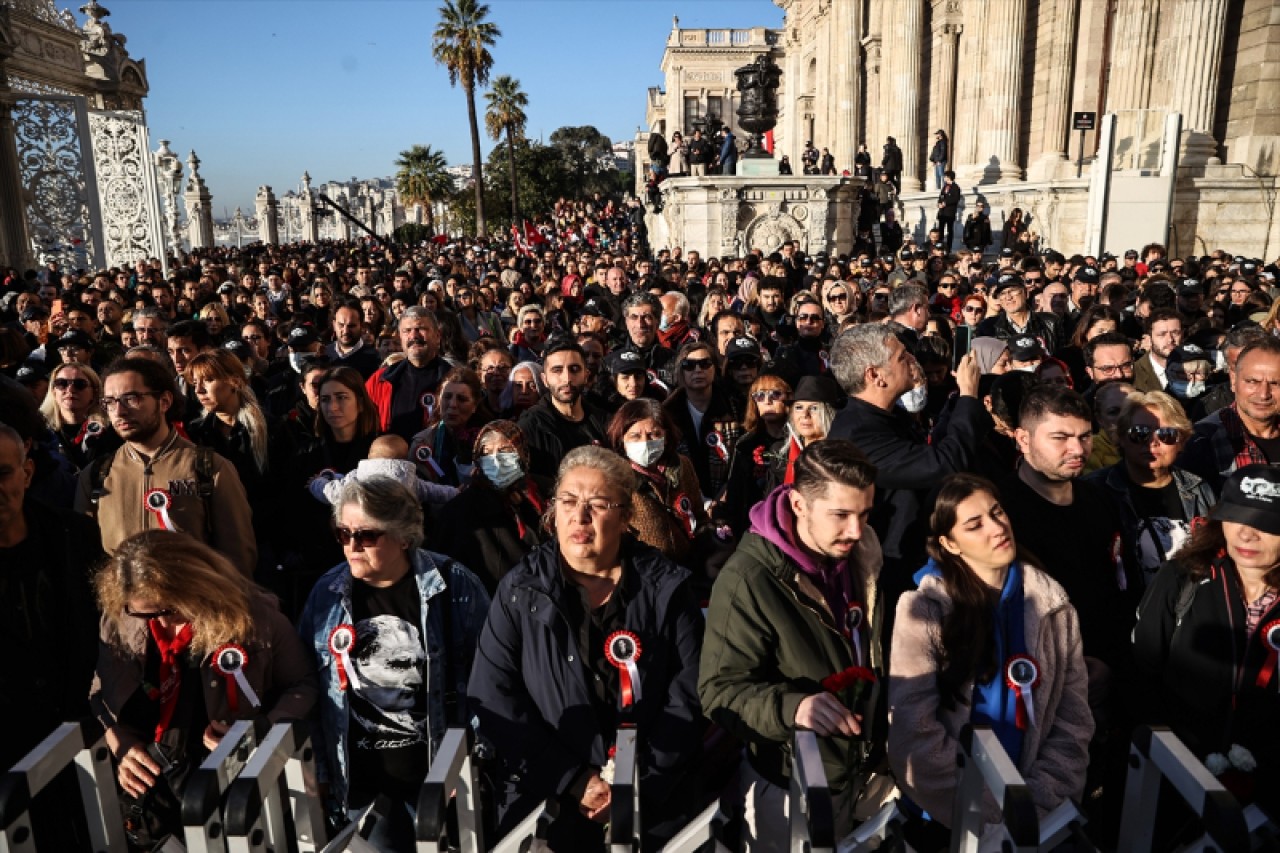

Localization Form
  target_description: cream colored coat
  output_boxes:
[887,563,1094,826]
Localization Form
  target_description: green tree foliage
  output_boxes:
[394,144,452,235]
[431,0,499,238]
[484,75,529,225]
[548,125,617,198]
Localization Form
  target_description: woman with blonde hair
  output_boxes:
[38,361,120,469]
[92,530,317,848]
[197,302,231,343]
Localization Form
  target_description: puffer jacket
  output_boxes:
[699,495,885,794]
[887,563,1093,826]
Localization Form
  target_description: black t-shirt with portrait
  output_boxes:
[1125,480,1191,586]
[346,570,430,808]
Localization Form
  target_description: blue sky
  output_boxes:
[96,0,783,214]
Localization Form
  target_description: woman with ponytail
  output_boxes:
[887,473,1092,843]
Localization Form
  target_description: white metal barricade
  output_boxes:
[223,721,326,853]
[415,728,485,853]
[183,718,271,853]
[1116,725,1251,853]
[660,800,731,853]
[0,720,124,853]
[609,728,641,853]
[790,730,837,853]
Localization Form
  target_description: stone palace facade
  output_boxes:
[643,0,1280,259]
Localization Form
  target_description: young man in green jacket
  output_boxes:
[699,440,887,851]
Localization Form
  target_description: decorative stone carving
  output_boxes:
[6,75,77,96]
[745,211,804,254]
[792,204,808,221]
[8,0,80,32]
[153,139,182,255]
[255,185,279,245]
[182,149,214,249]
[88,108,163,267]
[13,96,100,270]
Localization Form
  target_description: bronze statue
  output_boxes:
[735,54,782,158]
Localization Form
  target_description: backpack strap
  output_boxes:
[89,450,117,506]
[194,446,215,540]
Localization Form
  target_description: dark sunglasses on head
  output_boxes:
[335,526,388,547]
[1126,425,1182,446]
[124,605,177,620]
[681,358,714,372]
[53,377,90,391]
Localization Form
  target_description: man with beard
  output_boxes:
[622,292,677,385]
[366,308,452,441]
[663,340,745,502]
[772,298,832,387]
[1132,308,1183,392]
[327,301,381,379]
[517,338,610,481]
[756,277,790,345]
[73,357,256,575]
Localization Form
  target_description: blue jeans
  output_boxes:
[934,162,946,190]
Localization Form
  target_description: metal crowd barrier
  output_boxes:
[222,720,326,853]
[609,728,641,853]
[183,718,271,853]
[415,728,486,853]
[951,725,1093,853]
[0,720,124,853]
[1116,725,1250,853]
[790,730,837,852]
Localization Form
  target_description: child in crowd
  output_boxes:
[308,434,459,506]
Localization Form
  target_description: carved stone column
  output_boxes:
[0,100,32,269]
[255,185,279,245]
[300,172,319,243]
[861,33,882,155]
[830,0,860,171]
[978,0,1027,183]
[951,0,987,183]
[883,0,925,191]
[1029,0,1080,178]
[1168,0,1228,166]
[930,17,961,161]
[1106,0,1160,112]
[182,150,214,250]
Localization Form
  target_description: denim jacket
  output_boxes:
[297,548,491,811]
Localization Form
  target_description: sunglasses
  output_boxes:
[752,390,788,403]
[1126,425,1182,446]
[796,314,824,324]
[963,306,984,314]
[826,292,848,302]
[124,605,178,620]
[53,377,91,391]
[335,526,388,547]
[681,358,714,372]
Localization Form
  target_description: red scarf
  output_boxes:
[783,434,804,485]
[149,620,194,743]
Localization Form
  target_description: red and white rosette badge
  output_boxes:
[1256,620,1280,691]
[144,488,177,531]
[328,623,360,691]
[1005,654,1041,730]
[415,444,445,478]
[212,643,260,713]
[845,603,865,667]
[819,350,830,371]
[706,431,729,462]
[420,392,436,421]
[674,492,696,537]
[604,631,643,708]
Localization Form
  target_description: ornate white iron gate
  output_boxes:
[87,108,166,269]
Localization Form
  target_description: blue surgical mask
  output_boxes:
[1168,379,1206,399]
[658,314,673,332]
[896,385,928,414]
[477,451,524,489]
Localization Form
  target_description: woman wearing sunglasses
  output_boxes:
[92,531,317,850]
[298,476,490,850]
[1087,390,1214,594]
[718,375,794,535]
[38,361,120,469]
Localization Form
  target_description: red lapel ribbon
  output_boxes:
[328,624,359,691]
[211,643,260,714]
[145,488,177,531]
[604,631,643,707]
[1256,620,1280,691]
[1006,654,1041,730]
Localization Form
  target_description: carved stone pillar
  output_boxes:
[182,150,214,250]
[978,0,1027,183]
[951,1,987,182]
[1168,0,1228,166]
[830,0,860,171]
[930,18,961,161]
[883,0,925,191]
[300,171,319,243]
[1106,0,1160,112]
[255,185,279,245]
[861,33,882,155]
[0,100,32,269]
[1029,0,1080,178]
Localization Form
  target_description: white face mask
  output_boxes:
[897,385,928,414]
[624,438,665,468]
[288,352,308,373]
[477,451,524,489]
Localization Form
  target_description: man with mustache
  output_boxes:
[366,307,451,441]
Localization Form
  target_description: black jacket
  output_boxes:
[881,142,903,173]
[963,213,993,251]
[663,385,746,501]
[1133,557,1280,806]
[937,182,962,218]
[516,397,610,481]
[976,310,1066,355]
[432,477,550,595]
[468,538,704,844]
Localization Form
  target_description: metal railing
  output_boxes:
[0,720,124,853]
[183,718,271,853]
[222,720,326,853]
[415,728,485,853]
[790,731,836,852]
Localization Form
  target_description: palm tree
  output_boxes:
[394,144,452,236]
[484,75,528,226]
[432,0,499,238]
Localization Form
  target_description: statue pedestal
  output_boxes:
[739,157,780,178]
[645,175,864,258]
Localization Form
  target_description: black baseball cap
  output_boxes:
[724,336,762,364]
[991,274,1025,297]
[605,347,646,376]
[287,325,317,350]
[1210,465,1280,535]
[1009,336,1044,362]
[1074,266,1100,285]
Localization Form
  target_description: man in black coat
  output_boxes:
[516,340,610,481]
[881,136,904,194]
[827,325,989,614]
[976,273,1066,355]
[935,170,962,250]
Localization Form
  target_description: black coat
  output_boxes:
[516,397,610,482]
[976,310,1066,355]
[881,142,903,173]
[964,213,993,251]
[468,538,704,847]
[432,477,550,594]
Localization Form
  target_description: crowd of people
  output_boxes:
[2,191,1280,851]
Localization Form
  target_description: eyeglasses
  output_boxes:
[730,357,762,369]
[937,281,956,290]
[752,390,788,403]
[796,314,824,324]
[826,292,848,302]
[554,494,626,515]
[242,334,264,342]
[681,358,714,372]
[1092,361,1134,376]
[100,391,161,412]
[335,526,388,548]
[1126,425,1182,446]
[124,604,178,620]
[481,364,512,375]
[53,377,90,391]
